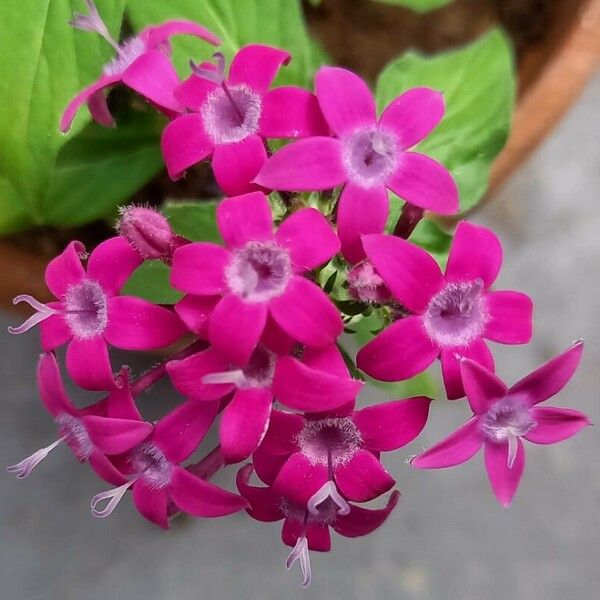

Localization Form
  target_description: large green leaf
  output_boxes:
[376,29,515,212]
[126,0,326,86]
[122,260,182,304]
[374,0,454,13]
[0,0,126,233]
[163,200,222,243]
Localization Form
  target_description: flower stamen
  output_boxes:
[7,437,66,479]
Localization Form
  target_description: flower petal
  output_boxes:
[82,415,153,455]
[37,352,76,417]
[66,336,114,391]
[315,66,376,135]
[88,449,128,486]
[306,523,332,552]
[302,344,350,379]
[357,316,438,382]
[460,358,507,414]
[216,191,273,249]
[362,234,444,312]
[174,73,217,110]
[411,417,484,469]
[87,89,114,128]
[273,453,329,505]
[387,152,458,215]
[269,276,342,347]
[236,464,283,522]
[143,20,221,47]
[258,409,304,456]
[379,87,444,150]
[484,290,533,344]
[132,480,169,529]
[252,444,290,486]
[335,449,395,502]
[174,295,219,337]
[484,438,525,508]
[105,374,142,421]
[45,241,86,299]
[40,308,72,352]
[170,242,229,295]
[227,44,290,93]
[274,207,339,272]
[254,137,345,191]
[525,407,591,444]
[333,490,399,538]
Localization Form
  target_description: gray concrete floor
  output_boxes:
[2,76,600,600]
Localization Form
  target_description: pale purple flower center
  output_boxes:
[103,37,147,77]
[225,241,292,303]
[297,417,362,468]
[423,279,488,347]
[63,279,108,339]
[201,84,261,144]
[55,413,94,461]
[130,442,173,489]
[342,126,398,188]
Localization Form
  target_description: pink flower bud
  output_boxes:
[347,260,391,304]
[117,206,174,260]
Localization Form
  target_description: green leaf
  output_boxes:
[374,0,454,13]
[376,29,515,212]
[126,0,327,86]
[122,260,182,304]
[163,200,222,243]
[0,0,126,233]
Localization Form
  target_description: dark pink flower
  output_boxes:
[255,66,458,262]
[167,341,363,463]
[357,221,534,399]
[61,1,220,132]
[412,342,590,507]
[7,354,151,485]
[170,191,343,364]
[161,44,328,195]
[9,237,186,390]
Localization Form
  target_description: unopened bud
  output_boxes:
[347,261,391,304]
[117,206,174,260]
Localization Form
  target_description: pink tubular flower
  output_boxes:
[167,341,363,463]
[61,1,220,132]
[237,465,399,588]
[412,342,590,507]
[253,397,430,510]
[357,221,534,399]
[161,44,328,195]
[255,66,458,262]
[9,237,186,391]
[170,191,343,364]
[7,354,151,485]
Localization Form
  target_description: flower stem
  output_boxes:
[393,203,424,239]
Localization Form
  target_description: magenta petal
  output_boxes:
[167,348,233,402]
[484,439,525,508]
[273,356,362,412]
[274,454,329,506]
[169,466,247,517]
[209,294,267,365]
[87,236,143,296]
[254,137,345,191]
[170,242,229,295]
[45,241,86,299]
[105,375,142,421]
[306,523,332,552]
[282,517,305,548]
[174,295,218,337]
[236,464,283,522]
[337,184,389,263]
[220,388,273,463]
[40,308,72,352]
[216,191,273,249]
[132,480,169,529]
[525,407,591,444]
[362,234,444,312]
[269,276,342,347]
[509,341,584,406]
[354,397,431,451]
[274,207,340,272]
[88,449,128,486]
[387,152,458,215]
[174,73,217,110]
[153,400,219,464]
[335,449,395,502]
[82,415,153,454]
[258,409,304,456]
[302,344,350,379]
[122,50,181,112]
[315,66,376,135]
[161,113,213,180]
[379,87,444,150]
[60,74,120,132]
[37,353,76,417]
[357,316,438,382]
[260,86,329,138]
[445,221,503,287]
[66,337,114,391]
[333,490,399,538]
[144,20,221,47]
[252,445,289,486]
[261,315,296,355]
[411,418,484,469]
[228,44,291,95]
[460,358,507,415]
[484,290,533,344]
[87,89,114,128]
[212,135,267,196]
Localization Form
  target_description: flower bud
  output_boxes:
[347,260,391,304]
[117,206,174,260]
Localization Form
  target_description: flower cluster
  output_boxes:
[8,3,590,588]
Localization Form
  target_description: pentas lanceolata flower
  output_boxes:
[7,4,590,589]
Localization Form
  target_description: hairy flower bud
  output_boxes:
[117,206,174,260]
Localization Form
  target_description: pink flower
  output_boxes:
[9,237,186,390]
[412,342,590,507]
[170,191,343,365]
[252,397,430,510]
[237,464,399,588]
[161,45,328,195]
[167,341,363,463]
[255,66,458,262]
[357,221,534,399]
[7,354,151,485]
[61,1,220,132]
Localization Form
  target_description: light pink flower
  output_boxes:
[161,45,328,195]
[412,342,590,507]
[237,464,399,588]
[357,221,534,399]
[170,191,343,365]
[9,237,186,390]
[61,1,220,132]
[255,66,458,262]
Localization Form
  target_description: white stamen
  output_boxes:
[7,437,65,479]
[190,52,226,84]
[8,295,59,335]
[308,481,350,516]
[90,479,136,518]
[286,536,312,588]
[507,432,518,469]
[202,369,246,387]
[69,0,120,52]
